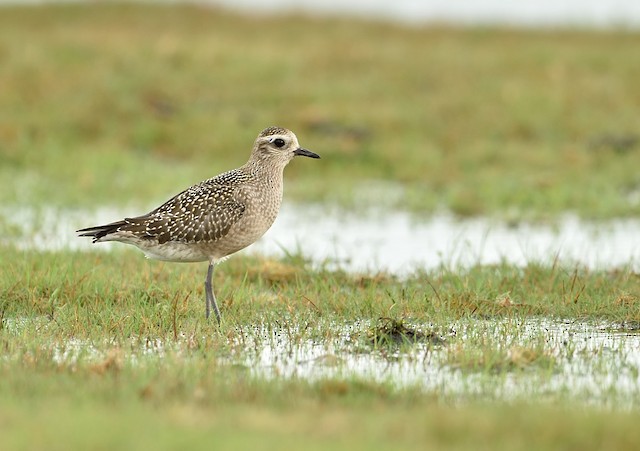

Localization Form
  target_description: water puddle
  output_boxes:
[4,317,640,407]
[230,319,640,407]
[2,205,639,275]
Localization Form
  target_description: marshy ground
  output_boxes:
[1,3,640,450]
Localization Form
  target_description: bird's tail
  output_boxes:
[76,221,126,243]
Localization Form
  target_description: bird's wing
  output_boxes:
[121,180,246,244]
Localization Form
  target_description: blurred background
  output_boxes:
[3,3,640,445]
[219,0,640,28]
[1,0,639,230]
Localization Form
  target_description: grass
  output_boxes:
[3,246,639,328]
[4,389,640,450]
[2,245,640,448]
[0,3,639,218]
[2,2,640,449]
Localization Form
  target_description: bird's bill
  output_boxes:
[293,148,320,159]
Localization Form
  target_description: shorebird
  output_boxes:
[77,126,319,324]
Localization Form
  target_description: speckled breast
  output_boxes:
[206,178,283,260]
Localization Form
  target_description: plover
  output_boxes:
[77,126,319,324]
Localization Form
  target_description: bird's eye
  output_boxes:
[273,138,285,148]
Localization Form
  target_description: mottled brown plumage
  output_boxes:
[77,126,319,323]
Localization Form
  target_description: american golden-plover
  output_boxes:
[77,126,319,324]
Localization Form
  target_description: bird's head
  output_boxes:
[250,126,320,168]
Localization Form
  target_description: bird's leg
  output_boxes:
[204,261,221,324]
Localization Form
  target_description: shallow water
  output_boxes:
[5,316,640,407]
[229,319,640,407]
[3,205,639,275]
[258,206,640,274]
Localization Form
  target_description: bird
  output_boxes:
[77,126,320,324]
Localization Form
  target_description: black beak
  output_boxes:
[293,147,320,159]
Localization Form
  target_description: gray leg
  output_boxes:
[204,261,221,324]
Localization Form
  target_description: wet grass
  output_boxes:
[446,341,554,373]
[2,245,640,448]
[1,3,640,218]
[362,317,447,348]
[2,246,639,329]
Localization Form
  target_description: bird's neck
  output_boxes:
[244,159,286,184]
[242,160,285,217]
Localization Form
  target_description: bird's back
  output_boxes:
[78,165,283,262]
